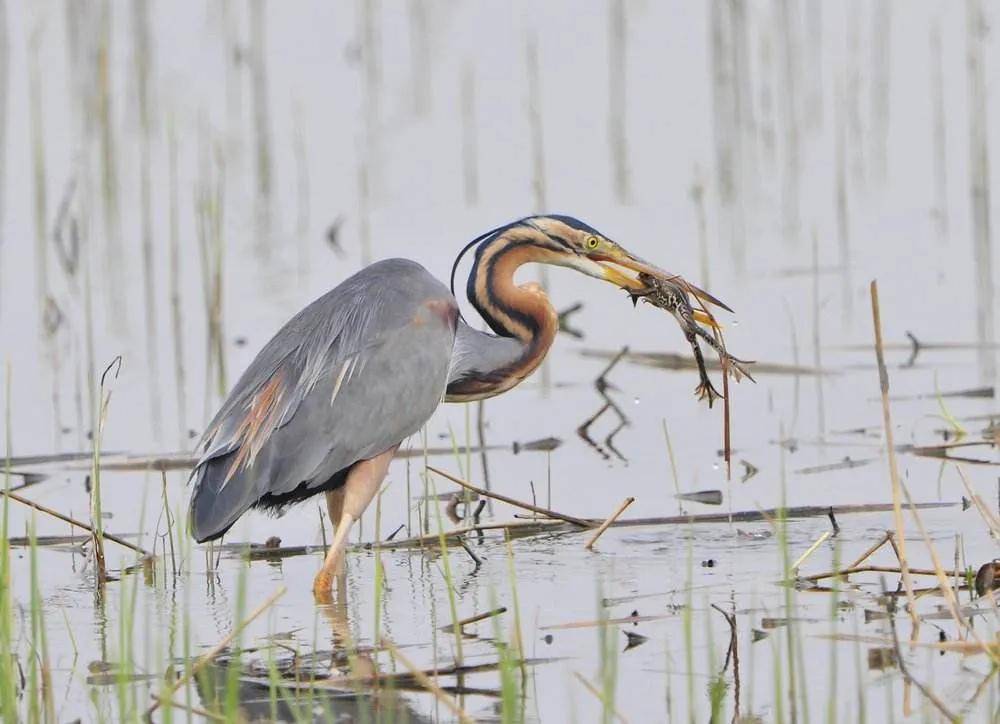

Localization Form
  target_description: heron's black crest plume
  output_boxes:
[545,214,604,237]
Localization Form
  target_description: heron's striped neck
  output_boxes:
[445,231,558,401]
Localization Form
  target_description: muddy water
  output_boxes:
[2,2,999,722]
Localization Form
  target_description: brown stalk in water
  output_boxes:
[634,272,754,478]
[426,465,593,528]
[870,281,919,629]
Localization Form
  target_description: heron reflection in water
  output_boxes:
[187,215,733,599]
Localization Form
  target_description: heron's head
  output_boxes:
[522,215,732,312]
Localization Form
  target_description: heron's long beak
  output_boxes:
[594,245,734,314]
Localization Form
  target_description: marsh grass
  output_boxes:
[596,582,619,724]
[431,477,464,667]
[196,133,228,412]
[1,364,17,721]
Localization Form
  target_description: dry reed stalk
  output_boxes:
[149,695,226,722]
[967,0,995,382]
[573,671,629,724]
[542,612,673,631]
[249,0,272,206]
[444,607,507,632]
[460,62,478,206]
[132,0,161,442]
[167,118,187,447]
[955,465,1000,536]
[870,281,919,626]
[585,497,635,550]
[885,585,959,723]
[427,466,592,528]
[791,530,830,573]
[847,531,893,569]
[897,478,972,638]
[802,564,965,584]
[812,232,826,438]
[380,637,474,724]
[0,488,149,557]
[145,585,286,716]
[930,20,949,243]
[608,0,629,204]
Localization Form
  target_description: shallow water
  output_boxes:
[2,1,1000,722]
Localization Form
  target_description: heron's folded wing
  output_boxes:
[188,259,456,541]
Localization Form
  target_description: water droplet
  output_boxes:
[712,462,720,471]
[633,396,640,405]
[732,319,740,327]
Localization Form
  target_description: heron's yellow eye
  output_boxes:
[586,236,599,250]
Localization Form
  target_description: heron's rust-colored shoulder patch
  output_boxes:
[224,371,286,484]
[423,298,459,330]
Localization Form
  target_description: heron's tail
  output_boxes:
[187,453,260,543]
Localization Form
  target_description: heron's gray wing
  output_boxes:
[189,258,458,541]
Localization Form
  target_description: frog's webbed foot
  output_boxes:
[695,377,724,408]
[721,354,756,384]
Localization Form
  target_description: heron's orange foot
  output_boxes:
[313,569,334,602]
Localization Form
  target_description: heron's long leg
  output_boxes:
[313,445,398,601]
[325,487,345,532]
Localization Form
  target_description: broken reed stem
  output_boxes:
[870,280,919,626]
[847,530,893,569]
[585,497,635,550]
[956,465,1000,536]
[885,583,960,723]
[427,466,593,528]
[573,671,629,724]
[149,695,226,723]
[380,637,475,724]
[791,530,830,573]
[145,585,286,717]
[442,606,507,632]
[898,477,981,645]
[0,488,150,557]
[801,564,965,584]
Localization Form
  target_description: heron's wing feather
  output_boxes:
[189,259,457,541]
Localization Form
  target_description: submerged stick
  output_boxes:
[585,497,635,550]
[427,466,593,528]
[144,585,286,717]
